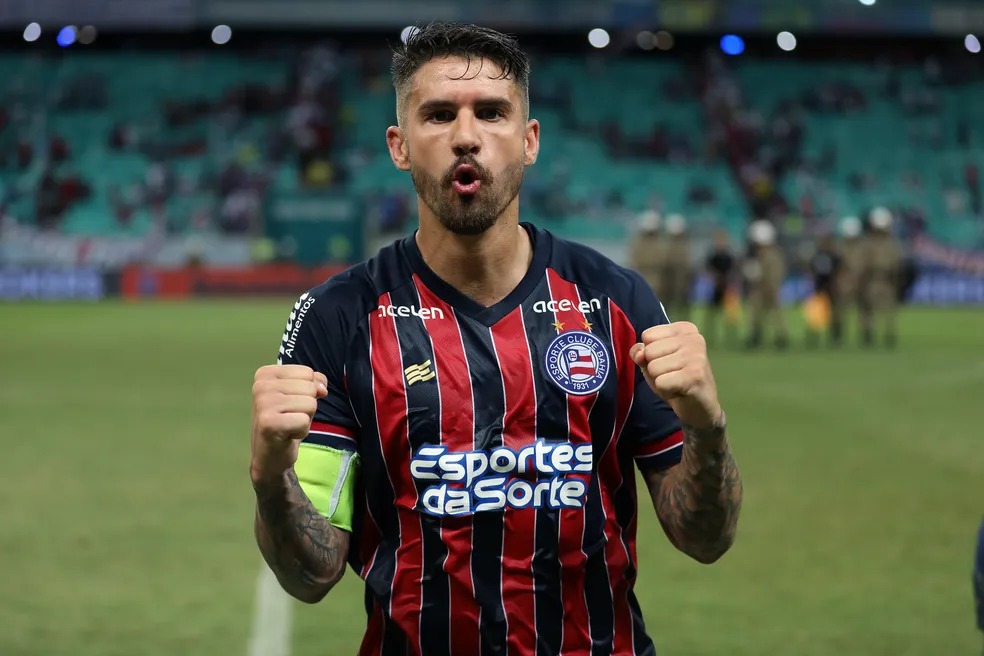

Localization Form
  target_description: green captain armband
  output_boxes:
[294,443,360,532]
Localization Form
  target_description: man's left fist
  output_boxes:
[629,321,723,430]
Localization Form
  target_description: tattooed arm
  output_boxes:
[250,364,350,603]
[253,469,349,603]
[642,419,742,564]
[630,321,742,564]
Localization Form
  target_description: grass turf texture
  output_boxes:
[1,301,981,656]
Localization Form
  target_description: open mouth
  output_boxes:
[452,164,482,195]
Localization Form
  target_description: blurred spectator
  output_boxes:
[55,73,108,111]
[377,190,411,233]
[966,163,981,215]
[36,170,61,230]
[220,188,261,235]
[49,135,70,164]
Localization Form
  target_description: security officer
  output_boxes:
[744,220,789,350]
[629,210,665,299]
[835,216,864,345]
[660,213,694,321]
[859,207,904,348]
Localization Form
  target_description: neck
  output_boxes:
[415,211,533,308]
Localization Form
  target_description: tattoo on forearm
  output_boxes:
[254,469,348,601]
[652,423,743,563]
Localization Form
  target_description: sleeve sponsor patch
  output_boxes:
[277,292,317,364]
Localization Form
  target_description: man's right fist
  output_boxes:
[250,364,328,484]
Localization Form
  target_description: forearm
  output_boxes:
[253,468,349,603]
[652,422,742,564]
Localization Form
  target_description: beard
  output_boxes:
[410,154,526,236]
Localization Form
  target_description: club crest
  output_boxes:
[544,330,610,396]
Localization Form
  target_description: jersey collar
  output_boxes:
[403,222,551,327]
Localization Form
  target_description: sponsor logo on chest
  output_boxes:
[411,439,592,516]
[377,304,445,320]
[532,298,602,314]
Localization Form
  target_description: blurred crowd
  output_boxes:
[0,44,358,236]
[0,42,981,265]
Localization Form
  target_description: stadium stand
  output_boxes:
[1,46,981,247]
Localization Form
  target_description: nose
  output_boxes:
[451,112,481,157]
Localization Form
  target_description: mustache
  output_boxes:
[442,156,490,186]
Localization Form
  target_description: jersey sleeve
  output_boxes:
[275,289,360,531]
[620,272,684,473]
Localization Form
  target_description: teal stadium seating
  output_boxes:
[0,52,980,246]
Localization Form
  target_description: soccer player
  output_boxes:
[249,23,742,655]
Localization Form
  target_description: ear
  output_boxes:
[386,126,410,171]
[523,119,540,167]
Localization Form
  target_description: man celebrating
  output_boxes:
[250,22,742,655]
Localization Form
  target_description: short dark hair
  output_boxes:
[391,22,531,124]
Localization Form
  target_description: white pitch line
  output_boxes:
[248,563,294,656]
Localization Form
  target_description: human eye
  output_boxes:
[477,107,504,121]
[428,110,454,123]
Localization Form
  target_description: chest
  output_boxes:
[345,301,628,455]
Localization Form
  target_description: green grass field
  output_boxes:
[1,301,982,656]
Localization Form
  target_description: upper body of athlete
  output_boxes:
[249,22,742,656]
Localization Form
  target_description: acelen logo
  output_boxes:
[377,304,446,320]
[532,298,602,314]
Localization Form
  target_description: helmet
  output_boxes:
[870,206,893,231]
[840,216,862,238]
[749,219,777,246]
[665,213,687,236]
[637,210,661,233]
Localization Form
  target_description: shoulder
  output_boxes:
[280,238,410,350]
[544,227,653,306]
[276,241,410,365]
[299,237,409,321]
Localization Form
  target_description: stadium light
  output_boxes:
[967,35,982,54]
[211,25,232,45]
[720,34,745,56]
[78,25,97,45]
[859,0,876,5]
[400,26,420,44]
[656,30,675,51]
[636,30,656,51]
[588,28,610,49]
[23,22,41,42]
[56,26,76,47]
[777,31,797,52]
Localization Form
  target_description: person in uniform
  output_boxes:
[743,220,788,350]
[660,214,694,321]
[859,207,904,348]
[629,210,665,299]
[835,216,864,346]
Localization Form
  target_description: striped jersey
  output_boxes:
[277,223,684,656]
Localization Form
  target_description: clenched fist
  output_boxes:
[629,322,723,430]
[250,364,328,485]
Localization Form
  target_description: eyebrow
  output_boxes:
[417,97,515,116]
